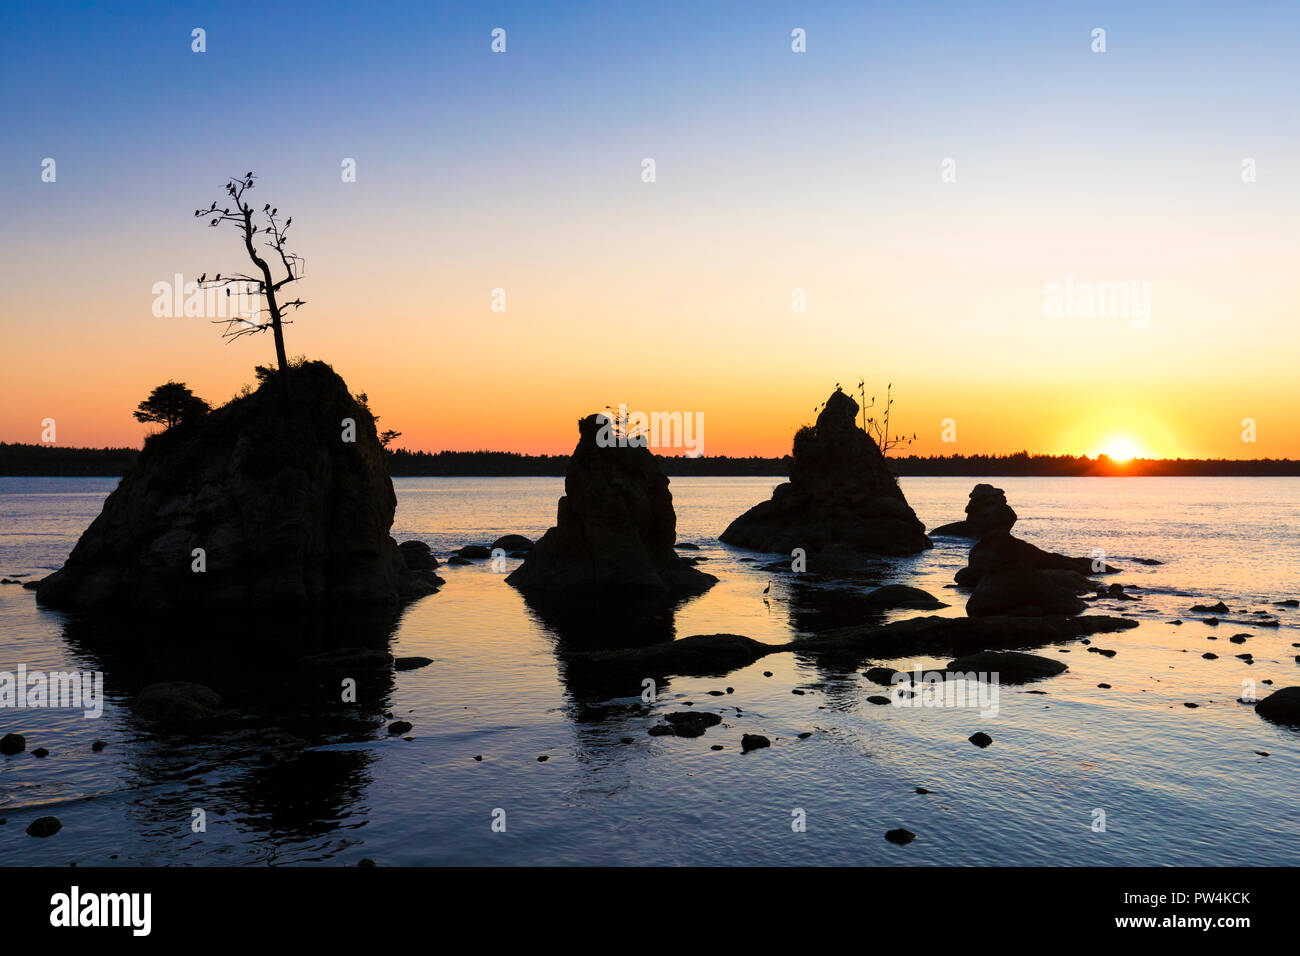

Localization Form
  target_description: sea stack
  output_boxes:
[719,388,930,565]
[505,413,715,596]
[35,361,441,615]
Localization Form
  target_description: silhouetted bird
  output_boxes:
[762,581,771,594]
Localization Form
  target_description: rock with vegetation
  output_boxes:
[35,361,439,615]
[720,389,930,563]
[506,413,715,596]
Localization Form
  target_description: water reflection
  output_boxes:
[52,606,405,856]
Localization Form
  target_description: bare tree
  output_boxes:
[858,379,916,456]
[194,173,304,374]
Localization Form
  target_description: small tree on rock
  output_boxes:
[134,382,211,430]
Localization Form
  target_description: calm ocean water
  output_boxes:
[1,475,1297,866]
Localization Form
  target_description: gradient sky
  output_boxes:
[2,1,1297,459]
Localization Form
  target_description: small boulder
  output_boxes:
[0,733,26,756]
[884,828,916,845]
[491,534,533,552]
[26,816,62,838]
[1255,687,1300,725]
[968,732,992,748]
[741,733,770,753]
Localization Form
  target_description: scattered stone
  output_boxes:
[710,744,723,751]
[662,711,723,738]
[536,755,549,762]
[1087,647,1117,658]
[26,816,62,838]
[1184,702,1199,708]
[674,542,700,551]
[387,720,412,735]
[31,747,49,758]
[1274,599,1299,608]
[1097,683,1111,688]
[914,787,931,794]
[91,741,106,752]
[740,733,770,753]
[1203,653,1218,660]
[866,695,891,705]
[968,732,992,748]
[1,733,26,756]
[394,656,434,671]
[864,666,902,686]
[884,828,916,845]
[1191,601,1229,613]
[797,732,812,739]
[1229,635,1248,644]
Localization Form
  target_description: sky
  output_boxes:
[1,1,1297,460]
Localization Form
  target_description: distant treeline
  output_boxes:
[2,443,1297,477]
[0,442,141,476]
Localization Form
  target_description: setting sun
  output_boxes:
[1098,436,1144,463]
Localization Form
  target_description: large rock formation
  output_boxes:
[505,413,715,596]
[36,361,440,615]
[949,483,1116,616]
[719,388,930,562]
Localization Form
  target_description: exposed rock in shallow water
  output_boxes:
[720,388,930,563]
[1254,687,1300,724]
[397,540,440,571]
[967,565,1087,617]
[506,414,715,596]
[944,650,1068,683]
[885,828,916,845]
[1,733,26,755]
[491,534,533,552]
[560,615,1137,700]
[930,484,1017,538]
[741,733,770,752]
[862,584,948,612]
[35,361,438,615]
[26,816,62,838]
[660,711,723,738]
[948,484,1118,617]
